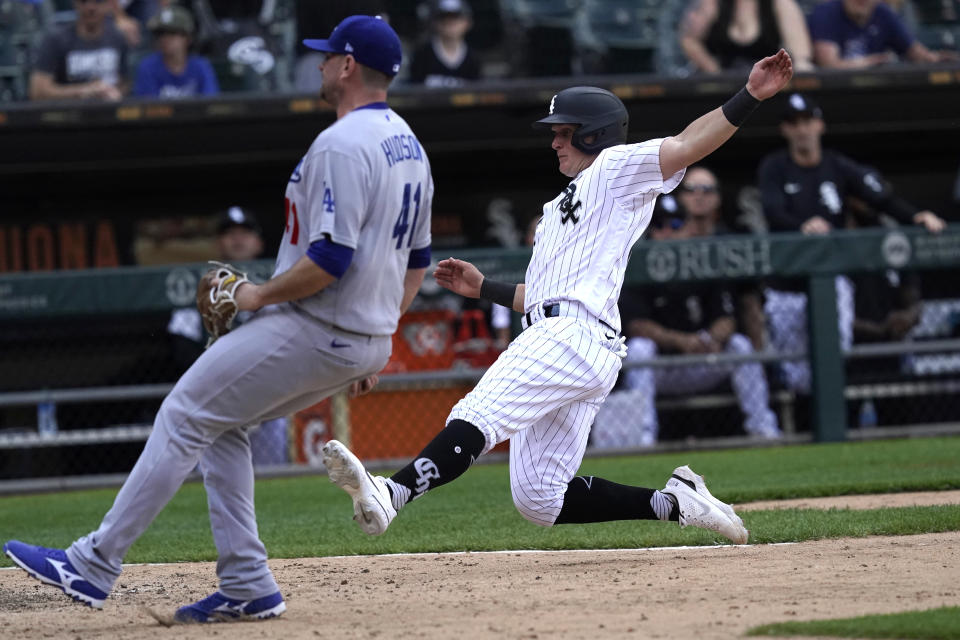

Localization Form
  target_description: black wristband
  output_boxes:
[479,278,518,308]
[721,87,760,127]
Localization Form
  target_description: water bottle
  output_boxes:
[858,399,878,429]
[37,401,58,438]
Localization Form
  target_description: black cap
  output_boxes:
[217,206,261,234]
[782,93,823,122]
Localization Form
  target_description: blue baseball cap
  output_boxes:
[303,15,402,77]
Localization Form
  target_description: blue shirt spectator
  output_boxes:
[134,53,219,98]
[133,5,219,99]
[809,0,957,68]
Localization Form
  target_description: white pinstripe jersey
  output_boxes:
[524,138,685,333]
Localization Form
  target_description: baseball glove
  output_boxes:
[196,260,250,348]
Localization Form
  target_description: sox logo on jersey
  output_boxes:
[558,184,581,224]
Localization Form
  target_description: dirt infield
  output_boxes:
[2,492,958,639]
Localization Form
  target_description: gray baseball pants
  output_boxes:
[66,303,391,599]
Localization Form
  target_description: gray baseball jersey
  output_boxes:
[449,138,684,525]
[64,103,431,600]
[280,105,433,336]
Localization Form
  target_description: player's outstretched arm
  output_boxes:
[435,258,525,312]
[660,49,793,178]
[434,258,484,298]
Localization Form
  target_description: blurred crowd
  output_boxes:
[1,0,958,102]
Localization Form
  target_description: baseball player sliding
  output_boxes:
[323,51,794,543]
[4,16,432,622]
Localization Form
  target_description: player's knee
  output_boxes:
[727,333,752,354]
[626,336,656,360]
[511,487,562,527]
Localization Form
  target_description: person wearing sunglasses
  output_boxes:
[605,167,782,448]
[30,0,130,101]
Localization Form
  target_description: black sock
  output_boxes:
[388,419,486,504]
[554,476,679,524]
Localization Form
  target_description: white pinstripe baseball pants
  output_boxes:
[447,314,623,526]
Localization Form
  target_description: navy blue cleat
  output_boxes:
[3,540,109,608]
[174,591,286,623]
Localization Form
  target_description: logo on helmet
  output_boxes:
[548,94,556,115]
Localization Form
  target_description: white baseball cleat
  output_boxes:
[661,465,749,545]
[322,440,396,536]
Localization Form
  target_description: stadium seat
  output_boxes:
[910,0,960,50]
[573,0,661,74]
[500,0,580,29]
[499,0,581,76]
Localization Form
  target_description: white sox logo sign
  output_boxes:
[413,458,440,497]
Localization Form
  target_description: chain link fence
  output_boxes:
[3,234,960,489]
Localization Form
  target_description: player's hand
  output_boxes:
[677,333,711,354]
[854,51,897,68]
[800,216,831,235]
[914,210,946,234]
[233,281,262,311]
[348,374,379,397]
[746,49,793,101]
[933,49,960,62]
[101,84,123,102]
[115,14,142,48]
[434,258,484,298]
[886,309,919,340]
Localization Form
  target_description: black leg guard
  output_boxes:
[555,476,678,524]
[389,419,486,503]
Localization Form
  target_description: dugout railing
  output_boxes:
[2,227,960,490]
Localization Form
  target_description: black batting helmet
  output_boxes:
[532,86,628,154]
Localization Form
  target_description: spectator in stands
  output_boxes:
[853,267,922,345]
[294,0,388,92]
[759,93,945,237]
[29,0,130,101]
[757,92,945,392]
[676,166,768,350]
[133,5,219,98]
[409,0,481,87]
[109,0,160,48]
[809,0,958,69]
[680,0,815,74]
[492,215,538,347]
[167,206,285,466]
[593,170,783,449]
[647,191,689,240]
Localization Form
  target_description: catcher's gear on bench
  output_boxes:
[197,261,250,347]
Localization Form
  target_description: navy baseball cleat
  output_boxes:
[174,591,286,623]
[3,540,109,608]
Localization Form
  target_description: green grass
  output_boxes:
[1,436,958,564]
[747,606,960,639]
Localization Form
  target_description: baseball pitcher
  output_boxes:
[4,15,432,623]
